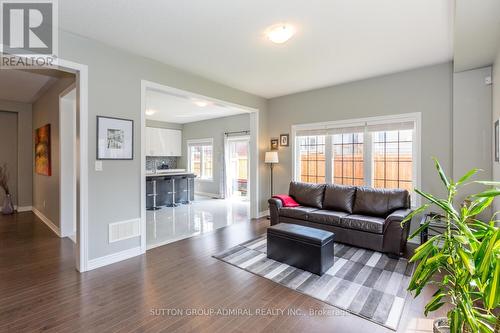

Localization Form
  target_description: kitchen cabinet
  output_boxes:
[145,127,182,156]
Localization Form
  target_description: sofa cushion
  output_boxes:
[352,187,409,217]
[307,210,349,226]
[323,184,356,213]
[279,206,319,220]
[289,182,326,209]
[341,214,386,234]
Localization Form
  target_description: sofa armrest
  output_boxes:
[268,198,283,225]
[383,208,413,256]
[386,208,413,223]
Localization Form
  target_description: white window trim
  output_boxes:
[291,113,421,207]
[187,138,214,182]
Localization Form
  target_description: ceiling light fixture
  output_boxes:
[266,23,295,44]
[145,109,156,116]
[192,99,211,107]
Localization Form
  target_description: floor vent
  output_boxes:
[109,218,140,243]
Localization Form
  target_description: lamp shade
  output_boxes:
[265,151,279,164]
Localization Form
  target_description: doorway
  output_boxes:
[225,135,250,201]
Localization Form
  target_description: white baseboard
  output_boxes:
[17,205,33,212]
[195,191,221,199]
[32,207,61,237]
[87,246,142,271]
[258,210,270,218]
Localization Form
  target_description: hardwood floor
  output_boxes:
[0,212,445,333]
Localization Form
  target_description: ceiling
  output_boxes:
[0,70,54,103]
[59,0,454,98]
[146,88,249,124]
[0,69,75,103]
[454,0,500,72]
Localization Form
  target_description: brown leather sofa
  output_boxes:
[268,182,413,256]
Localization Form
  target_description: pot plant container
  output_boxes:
[2,194,14,215]
[0,164,14,215]
[402,159,499,333]
[433,317,450,333]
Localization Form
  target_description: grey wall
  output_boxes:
[0,112,18,208]
[180,113,250,196]
[0,100,32,208]
[453,67,492,213]
[58,30,267,260]
[32,77,75,228]
[267,62,453,232]
[493,51,500,213]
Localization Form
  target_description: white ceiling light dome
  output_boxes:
[265,23,296,44]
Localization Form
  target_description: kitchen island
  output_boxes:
[146,172,196,209]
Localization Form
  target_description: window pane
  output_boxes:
[189,143,213,179]
[298,135,326,184]
[371,130,413,192]
[190,146,202,177]
[202,145,213,179]
[332,133,364,186]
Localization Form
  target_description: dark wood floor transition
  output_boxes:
[0,212,443,332]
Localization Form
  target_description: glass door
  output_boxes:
[225,136,250,200]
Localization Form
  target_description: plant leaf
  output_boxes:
[484,256,499,310]
[401,204,430,228]
[456,168,480,186]
[467,197,495,217]
[433,158,450,189]
[457,247,475,275]
[409,220,430,240]
[474,180,500,187]
[472,189,500,198]
[415,188,459,220]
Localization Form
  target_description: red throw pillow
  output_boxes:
[272,194,300,207]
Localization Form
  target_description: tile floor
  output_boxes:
[146,195,251,249]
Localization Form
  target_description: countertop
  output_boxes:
[146,172,196,177]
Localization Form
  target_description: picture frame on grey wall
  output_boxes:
[270,138,279,151]
[96,116,134,160]
[279,134,289,147]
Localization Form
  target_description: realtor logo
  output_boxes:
[0,0,58,67]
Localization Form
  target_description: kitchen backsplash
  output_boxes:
[146,156,179,171]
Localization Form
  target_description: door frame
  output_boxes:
[59,84,77,241]
[140,80,260,252]
[11,56,90,272]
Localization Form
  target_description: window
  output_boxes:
[372,129,413,192]
[333,133,364,186]
[293,114,419,204]
[298,135,325,184]
[187,139,213,180]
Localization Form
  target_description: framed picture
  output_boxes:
[97,116,134,160]
[495,120,499,162]
[270,138,279,151]
[280,134,289,147]
[35,124,51,176]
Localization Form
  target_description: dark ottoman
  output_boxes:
[267,223,334,275]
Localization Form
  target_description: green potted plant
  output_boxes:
[402,159,499,333]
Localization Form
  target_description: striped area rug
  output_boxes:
[213,235,413,331]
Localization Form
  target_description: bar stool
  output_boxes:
[166,177,178,207]
[147,178,161,210]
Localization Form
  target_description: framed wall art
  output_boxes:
[97,116,134,160]
[35,124,51,176]
[270,138,279,151]
[280,134,289,147]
